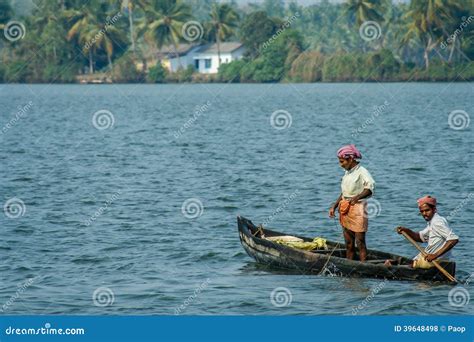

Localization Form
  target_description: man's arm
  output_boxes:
[396,226,423,242]
[329,194,342,218]
[350,189,372,205]
[425,239,459,262]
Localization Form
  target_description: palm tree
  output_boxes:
[142,0,191,69]
[66,3,124,73]
[344,0,386,51]
[400,0,460,69]
[344,0,384,27]
[32,2,68,63]
[111,0,148,55]
[66,16,99,73]
[436,1,469,64]
[206,3,239,68]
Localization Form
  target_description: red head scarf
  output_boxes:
[337,144,362,159]
[417,195,437,208]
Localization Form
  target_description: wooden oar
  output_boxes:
[399,230,458,283]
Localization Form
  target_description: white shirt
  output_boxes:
[341,164,375,198]
[415,213,459,260]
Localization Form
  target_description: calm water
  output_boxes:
[0,83,472,315]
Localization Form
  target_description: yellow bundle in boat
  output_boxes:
[267,236,328,250]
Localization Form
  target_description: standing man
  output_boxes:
[329,144,375,262]
[391,195,459,268]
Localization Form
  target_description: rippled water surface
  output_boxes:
[1,83,473,315]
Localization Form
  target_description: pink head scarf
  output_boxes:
[337,144,362,159]
[417,195,437,208]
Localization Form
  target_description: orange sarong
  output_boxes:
[338,199,368,233]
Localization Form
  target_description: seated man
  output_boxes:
[385,195,459,268]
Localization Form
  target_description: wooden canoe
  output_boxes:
[237,216,456,282]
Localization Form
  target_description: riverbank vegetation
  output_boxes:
[0,0,473,83]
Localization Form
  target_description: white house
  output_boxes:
[156,44,201,73]
[193,42,245,74]
[152,42,245,74]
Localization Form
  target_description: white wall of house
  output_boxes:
[167,57,184,73]
[163,46,245,74]
[166,46,201,72]
[193,46,245,74]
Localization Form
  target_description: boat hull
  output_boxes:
[237,216,456,282]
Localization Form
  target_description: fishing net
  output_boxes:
[266,236,328,251]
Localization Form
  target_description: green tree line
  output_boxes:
[0,0,473,83]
